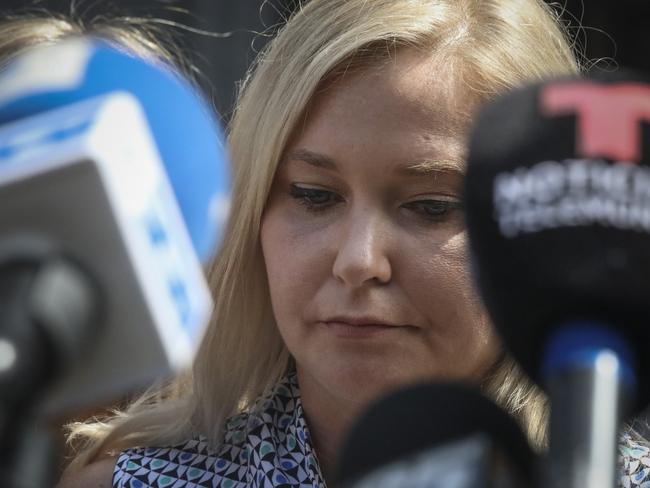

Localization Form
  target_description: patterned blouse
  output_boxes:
[113,373,650,488]
[113,374,326,487]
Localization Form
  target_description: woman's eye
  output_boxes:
[403,199,463,220]
[289,184,342,211]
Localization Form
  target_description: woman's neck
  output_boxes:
[296,370,363,486]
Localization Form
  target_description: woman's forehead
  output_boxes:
[304,46,476,139]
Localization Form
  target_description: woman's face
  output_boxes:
[261,48,501,407]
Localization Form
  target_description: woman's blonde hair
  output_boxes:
[0,7,201,80]
[11,0,579,469]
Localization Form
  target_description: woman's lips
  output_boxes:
[320,320,404,338]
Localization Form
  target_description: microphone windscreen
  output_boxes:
[0,37,229,261]
[464,71,650,411]
[337,382,534,486]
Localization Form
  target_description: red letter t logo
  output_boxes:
[541,82,650,163]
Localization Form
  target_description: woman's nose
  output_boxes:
[332,211,392,288]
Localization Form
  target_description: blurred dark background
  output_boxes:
[0,0,647,122]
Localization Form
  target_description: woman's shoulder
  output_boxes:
[112,373,324,487]
[57,457,117,488]
[113,437,215,487]
[57,437,220,488]
[620,431,650,487]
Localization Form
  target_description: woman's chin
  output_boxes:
[320,362,438,408]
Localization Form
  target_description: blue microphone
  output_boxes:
[0,37,231,416]
[0,36,229,261]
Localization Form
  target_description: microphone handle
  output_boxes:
[545,349,631,488]
[0,415,58,488]
[0,259,55,410]
[0,249,99,487]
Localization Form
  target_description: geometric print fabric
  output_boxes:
[113,373,326,487]
[620,432,650,488]
[111,372,650,487]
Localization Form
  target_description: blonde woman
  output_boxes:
[6,1,639,487]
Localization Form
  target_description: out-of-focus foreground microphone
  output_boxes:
[464,71,650,488]
[0,36,230,486]
[336,383,536,488]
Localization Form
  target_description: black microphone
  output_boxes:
[464,70,650,488]
[336,382,535,488]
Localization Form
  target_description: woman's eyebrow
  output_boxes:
[400,158,466,177]
[283,150,465,177]
[283,148,338,170]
